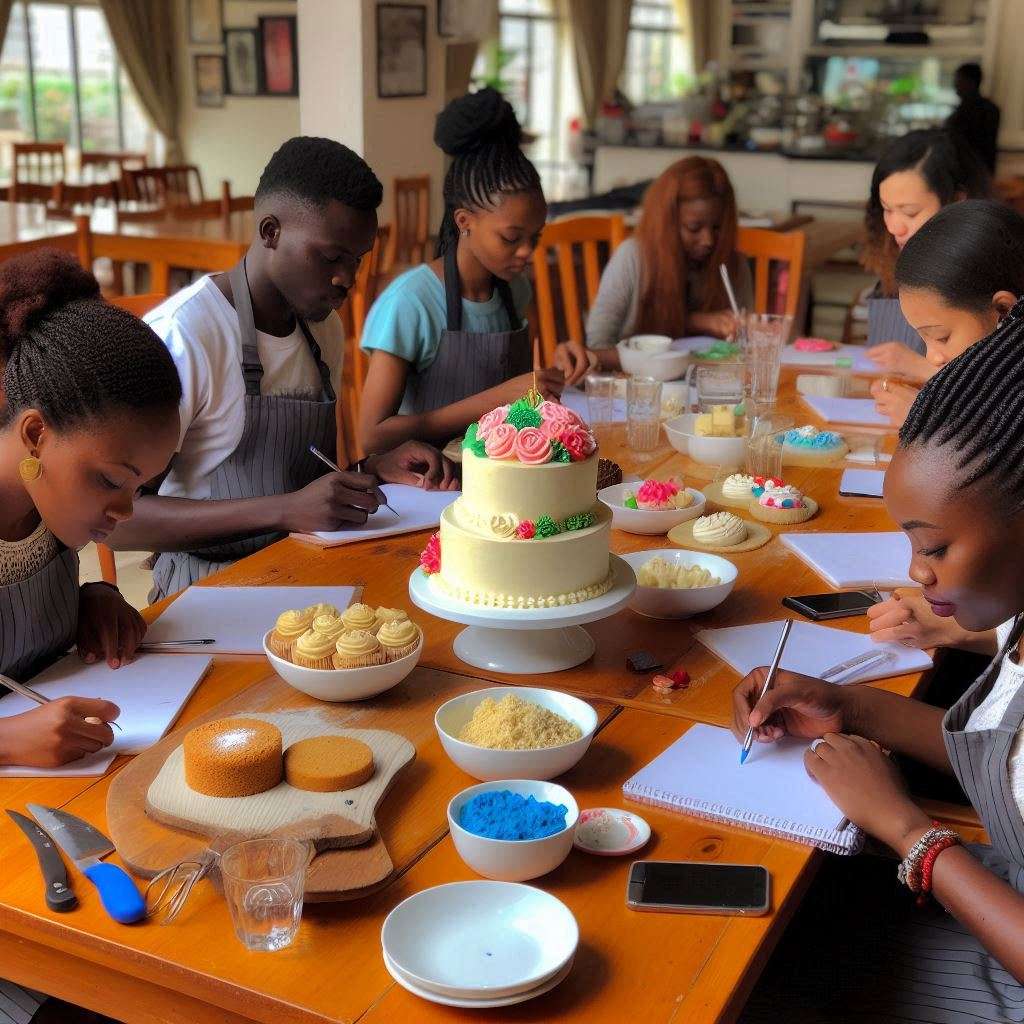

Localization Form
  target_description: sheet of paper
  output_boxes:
[144,586,357,654]
[802,395,890,427]
[840,468,885,497]
[292,484,459,548]
[697,619,931,683]
[780,531,914,588]
[0,653,212,776]
[782,343,880,374]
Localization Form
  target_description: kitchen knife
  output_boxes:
[26,804,145,924]
[6,809,77,913]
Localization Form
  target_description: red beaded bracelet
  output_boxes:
[917,834,960,904]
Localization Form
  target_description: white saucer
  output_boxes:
[573,808,652,856]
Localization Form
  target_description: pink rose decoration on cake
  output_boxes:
[559,426,595,462]
[484,423,517,460]
[538,400,583,440]
[514,427,553,464]
[635,479,680,511]
[419,533,441,575]
[516,520,536,539]
[477,405,510,440]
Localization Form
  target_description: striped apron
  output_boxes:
[867,290,926,355]
[150,260,337,602]
[403,245,530,430]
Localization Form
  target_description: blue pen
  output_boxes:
[739,619,793,765]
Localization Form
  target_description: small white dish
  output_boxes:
[620,549,738,619]
[664,413,748,469]
[435,687,598,782]
[263,630,422,701]
[448,779,579,882]
[598,481,706,536]
[381,881,578,1000]
[616,339,690,381]
[626,333,672,354]
[573,808,651,856]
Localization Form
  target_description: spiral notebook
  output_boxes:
[622,723,863,855]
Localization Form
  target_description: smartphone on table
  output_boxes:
[782,590,882,621]
[626,860,770,916]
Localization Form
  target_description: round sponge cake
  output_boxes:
[284,736,374,793]
[183,718,284,797]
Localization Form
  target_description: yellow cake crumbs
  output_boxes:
[458,694,583,750]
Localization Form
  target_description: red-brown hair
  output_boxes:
[634,156,739,337]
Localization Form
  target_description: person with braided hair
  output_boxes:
[358,88,590,452]
[733,320,1024,1020]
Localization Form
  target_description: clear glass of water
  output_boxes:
[627,375,663,451]
[220,838,309,952]
[745,413,792,479]
[585,372,618,426]
[742,313,793,408]
[695,364,745,413]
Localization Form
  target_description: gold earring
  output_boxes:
[18,455,41,482]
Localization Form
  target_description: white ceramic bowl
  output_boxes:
[616,340,690,381]
[621,549,738,618]
[382,881,578,1000]
[663,413,748,469]
[448,779,579,883]
[598,481,705,536]
[435,686,598,781]
[263,630,423,701]
[625,333,673,354]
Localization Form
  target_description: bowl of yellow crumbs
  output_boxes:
[621,549,737,619]
[435,687,599,781]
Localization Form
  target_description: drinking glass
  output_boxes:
[695,363,745,413]
[220,838,309,952]
[742,313,793,408]
[585,372,617,426]
[626,375,663,452]
[745,413,792,479]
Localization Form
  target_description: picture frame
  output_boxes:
[225,28,260,97]
[188,0,222,46]
[437,0,476,38]
[194,54,226,108]
[259,15,299,96]
[377,4,427,99]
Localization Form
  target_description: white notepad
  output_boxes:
[144,585,356,654]
[0,653,212,776]
[623,723,863,854]
[291,484,459,548]
[697,619,931,683]
[839,468,885,497]
[802,395,889,427]
[781,531,915,588]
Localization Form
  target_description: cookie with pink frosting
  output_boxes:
[628,477,694,511]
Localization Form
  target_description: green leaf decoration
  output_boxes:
[506,399,542,430]
[462,421,487,458]
[562,511,594,532]
[550,441,571,463]
[624,494,638,509]
[535,515,561,538]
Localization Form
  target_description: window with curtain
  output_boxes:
[0,1,157,176]
[623,0,692,104]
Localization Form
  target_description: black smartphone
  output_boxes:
[781,590,881,621]
[626,861,770,916]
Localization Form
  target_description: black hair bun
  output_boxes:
[434,87,522,156]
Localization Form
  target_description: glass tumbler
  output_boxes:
[585,372,617,426]
[695,363,746,413]
[626,375,663,452]
[742,313,793,408]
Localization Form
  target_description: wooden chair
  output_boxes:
[48,180,118,218]
[390,175,430,270]
[11,141,66,203]
[220,180,255,215]
[531,214,627,363]
[123,165,204,206]
[79,150,147,184]
[736,227,806,319]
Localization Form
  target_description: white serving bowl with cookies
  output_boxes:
[616,337,690,381]
[620,549,737,618]
[598,481,705,536]
[448,779,580,883]
[435,686,598,782]
[663,413,748,469]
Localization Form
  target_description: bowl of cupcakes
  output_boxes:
[598,476,705,535]
[663,407,748,469]
[621,549,737,618]
[263,601,424,701]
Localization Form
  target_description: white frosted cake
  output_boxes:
[419,396,613,608]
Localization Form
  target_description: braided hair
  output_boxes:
[0,250,181,432]
[900,302,1024,509]
[434,88,543,256]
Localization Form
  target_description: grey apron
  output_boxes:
[150,260,337,602]
[867,289,926,355]
[0,544,78,683]
[403,245,530,426]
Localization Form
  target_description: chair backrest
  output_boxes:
[11,141,65,202]
[391,175,430,269]
[108,292,168,318]
[124,165,204,205]
[220,179,255,215]
[735,227,806,318]
[531,214,627,362]
[80,150,147,183]
[49,179,118,217]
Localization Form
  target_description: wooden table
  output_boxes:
[0,200,81,262]
[0,372,943,1023]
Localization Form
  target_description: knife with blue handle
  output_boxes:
[6,809,77,913]
[27,804,145,924]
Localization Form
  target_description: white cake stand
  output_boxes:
[408,555,636,674]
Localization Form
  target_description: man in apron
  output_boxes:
[108,138,455,601]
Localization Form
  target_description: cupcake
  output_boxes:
[376,619,422,662]
[334,629,386,669]
[373,607,409,634]
[305,602,341,620]
[268,607,316,659]
[749,483,816,525]
[311,612,347,645]
[292,627,339,670]
[341,602,378,633]
[692,512,748,547]
[721,473,756,501]
[632,477,692,511]
[597,458,623,491]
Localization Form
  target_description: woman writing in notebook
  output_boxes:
[0,251,181,770]
[733,321,1024,1014]
[358,89,589,452]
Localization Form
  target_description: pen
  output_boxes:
[0,672,122,732]
[739,619,793,765]
[820,649,893,684]
[138,639,215,650]
[308,445,399,518]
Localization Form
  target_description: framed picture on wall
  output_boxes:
[225,28,260,96]
[437,0,478,38]
[188,0,222,46]
[377,4,427,98]
[194,54,226,108]
[259,15,299,96]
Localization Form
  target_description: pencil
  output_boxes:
[308,445,399,518]
[0,672,122,732]
[739,619,793,765]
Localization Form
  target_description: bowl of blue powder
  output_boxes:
[448,780,579,882]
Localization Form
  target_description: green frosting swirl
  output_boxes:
[562,511,594,532]
[506,399,542,429]
[536,515,561,538]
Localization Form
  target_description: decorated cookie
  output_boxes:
[633,477,692,511]
[781,425,849,466]
[749,482,817,525]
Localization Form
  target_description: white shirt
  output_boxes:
[145,276,344,500]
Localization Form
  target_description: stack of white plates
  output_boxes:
[381,881,578,1009]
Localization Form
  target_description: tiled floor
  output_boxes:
[78,544,153,610]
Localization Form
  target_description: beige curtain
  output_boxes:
[672,0,704,73]
[445,41,480,105]
[565,0,633,128]
[98,0,182,161]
